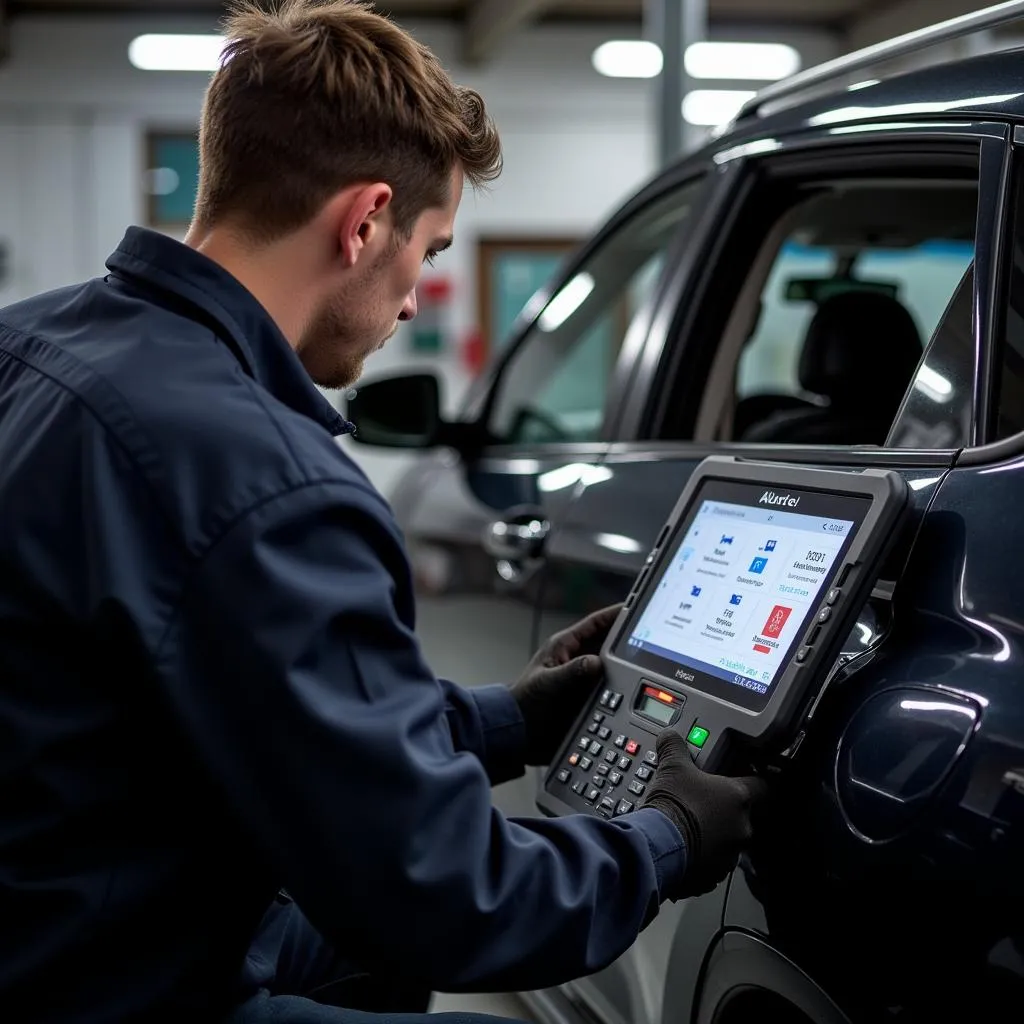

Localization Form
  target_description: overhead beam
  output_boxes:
[846,0,996,52]
[464,0,557,66]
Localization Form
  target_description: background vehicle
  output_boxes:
[348,7,1024,1023]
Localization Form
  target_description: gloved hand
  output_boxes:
[641,730,768,900]
[511,604,622,766]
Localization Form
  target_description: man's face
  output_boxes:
[299,167,462,390]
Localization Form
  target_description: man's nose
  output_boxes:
[398,291,418,322]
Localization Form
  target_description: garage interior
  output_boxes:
[1,1,1022,1023]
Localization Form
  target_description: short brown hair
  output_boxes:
[194,0,502,242]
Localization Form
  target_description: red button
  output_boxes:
[625,739,640,755]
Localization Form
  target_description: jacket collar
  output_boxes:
[106,227,354,437]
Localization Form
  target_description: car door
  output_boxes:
[388,171,715,819]
[528,122,1004,1024]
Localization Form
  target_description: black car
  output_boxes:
[347,7,1024,1023]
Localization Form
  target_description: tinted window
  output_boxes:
[728,182,976,446]
[488,181,703,444]
[738,241,974,401]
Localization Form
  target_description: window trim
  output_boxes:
[959,126,1024,463]
[623,124,1001,452]
[970,131,1014,447]
[601,440,955,469]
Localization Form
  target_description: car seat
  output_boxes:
[740,291,923,445]
[731,296,822,439]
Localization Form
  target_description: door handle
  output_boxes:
[484,514,550,562]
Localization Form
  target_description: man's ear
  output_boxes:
[331,183,394,269]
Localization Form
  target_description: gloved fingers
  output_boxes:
[549,604,623,660]
[536,653,603,689]
[653,734,772,826]
[654,728,693,768]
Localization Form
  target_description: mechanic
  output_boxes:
[0,2,766,1022]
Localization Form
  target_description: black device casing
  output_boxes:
[537,456,909,820]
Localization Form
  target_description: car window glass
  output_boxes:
[994,168,1024,442]
[888,264,975,448]
[729,182,976,446]
[738,240,974,403]
[488,181,704,445]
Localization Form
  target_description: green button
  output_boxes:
[687,725,709,748]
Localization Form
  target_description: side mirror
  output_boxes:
[345,373,443,449]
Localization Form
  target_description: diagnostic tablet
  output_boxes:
[538,456,908,820]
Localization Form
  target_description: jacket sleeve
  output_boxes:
[155,479,687,993]
[437,679,527,787]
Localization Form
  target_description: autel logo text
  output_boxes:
[759,491,800,508]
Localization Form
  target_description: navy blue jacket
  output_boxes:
[0,228,686,1022]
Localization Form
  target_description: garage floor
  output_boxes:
[420,597,540,1020]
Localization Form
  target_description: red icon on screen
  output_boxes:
[753,605,793,654]
[762,605,792,638]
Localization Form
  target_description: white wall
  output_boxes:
[0,14,836,496]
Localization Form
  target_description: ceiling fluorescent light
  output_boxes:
[682,89,757,126]
[129,34,227,72]
[592,40,663,79]
[684,41,800,82]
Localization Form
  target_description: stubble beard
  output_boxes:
[300,295,385,391]
[299,248,402,391]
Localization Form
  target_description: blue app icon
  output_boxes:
[691,585,702,597]
[720,535,734,545]
[681,546,695,562]
[729,594,742,606]
[762,539,777,552]
[749,557,768,574]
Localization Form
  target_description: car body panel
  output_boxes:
[717,452,1024,1023]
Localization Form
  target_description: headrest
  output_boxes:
[799,291,923,406]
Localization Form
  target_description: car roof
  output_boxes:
[697,47,1024,166]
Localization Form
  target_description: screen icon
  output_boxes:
[720,535,734,545]
[681,546,695,562]
[749,557,768,574]
[761,539,777,552]
[761,605,792,639]
[691,586,702,597]
[729,594,743,606]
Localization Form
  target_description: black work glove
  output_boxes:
[641,730,769,900]
[511,604,622,766]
